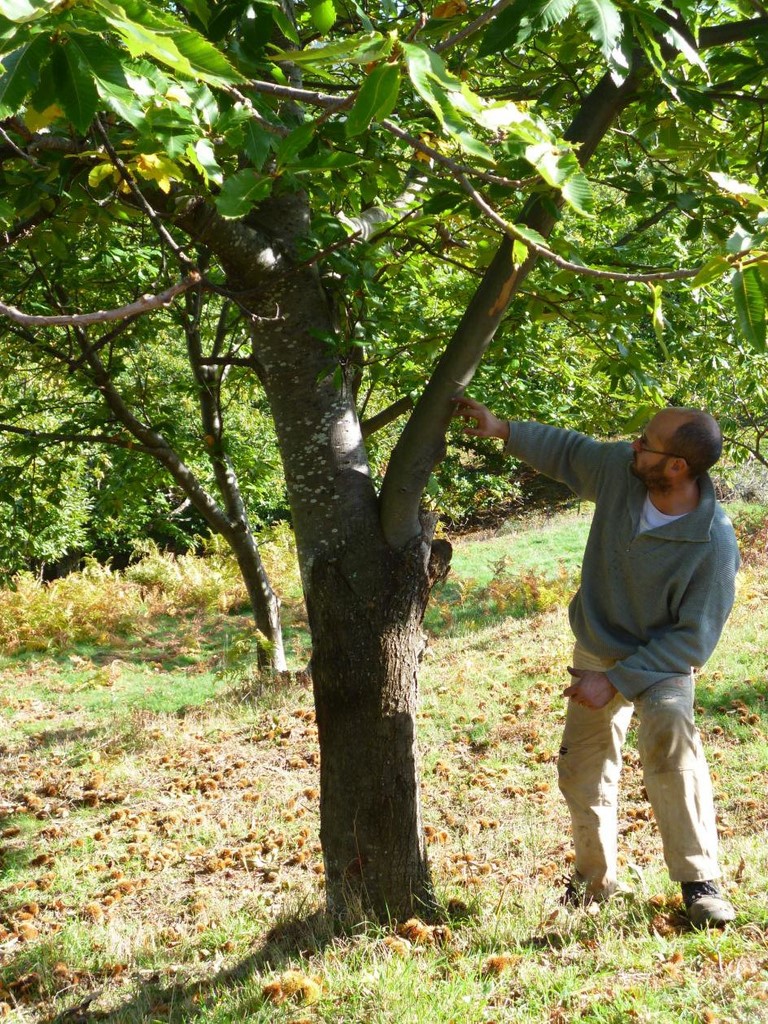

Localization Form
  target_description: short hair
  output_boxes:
[669,411,722,478]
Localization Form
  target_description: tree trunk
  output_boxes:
[307,528,451,919]
[175,191,457,920]
[226,524,287,673]
[182,298,287,673]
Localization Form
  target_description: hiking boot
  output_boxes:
[681,881,735,928]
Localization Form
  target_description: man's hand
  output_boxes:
[563,668,618,710]
[451,395,509,441]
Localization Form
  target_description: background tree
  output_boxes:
[0,225,287,668]
[1,0,767,919]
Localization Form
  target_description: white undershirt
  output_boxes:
[637,493,687,535]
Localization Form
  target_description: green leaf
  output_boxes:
[0,0,47,23]
[402,42,494,162]
[726,226,754,255]
[575,0,622,57]
[345,63,400,137]
[512,223,549,249]
[172,23,246,85]
[67,35,147,128]
[732,267,766,351]
[529,0,577,31]
[447,121,494,164]
[187,138,222,185]
[215,169,272,218]
[561,172,594,217]
[512,238,528,265]
[402,41,466,97]
[477,1,531,57]
[647,283,665,344]
[0,196,15,225]
[291,150,360,172]
[477,0,577,54]
[272,4,300,46]
[708,171,768,210]
[91,0,245,85]
[472,98,549,142]
[240,3,275,56]
[50,43,99,133]
[344,0,373,33]
[271,30,393,65]
[274,122,315,169]
[183,0,210,29]
[629,11,665,73]
[525,142,590,210]
[243,120,273,169]
[308,0,336,35]
[0,34,47,114]
[91,0,194,74]
[96,78,147,127]
[667,26,708,74]
[690,256,730,290]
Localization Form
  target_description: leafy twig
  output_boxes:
[458,174,704,283]
[93,116,197,271]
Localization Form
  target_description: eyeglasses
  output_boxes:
[635,434,687,462]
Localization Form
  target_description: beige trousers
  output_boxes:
[557,643,720,895]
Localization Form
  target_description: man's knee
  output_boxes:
[637,710,703,774]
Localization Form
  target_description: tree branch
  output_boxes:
[458,175,701,282]
[379,60,645,547]
[0,273,201,327]
[381,117,530,189]
[68,324,237,538]
[0,422,152,452]
[362,397,415,439]
[699,17,768,48]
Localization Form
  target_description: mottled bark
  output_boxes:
[309,528,451,918]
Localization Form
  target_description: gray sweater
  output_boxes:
[504,421,740,699]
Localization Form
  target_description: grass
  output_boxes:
[0,508,767,1023]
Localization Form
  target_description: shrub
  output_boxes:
[0,562,145,651]
[125,541,246,612]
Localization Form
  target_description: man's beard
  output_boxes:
[630,456,673,493]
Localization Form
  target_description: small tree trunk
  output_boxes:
[227,526,287,673]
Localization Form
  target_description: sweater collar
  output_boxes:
[626,459,716,542]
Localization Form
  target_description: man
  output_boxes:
[452,396,740,928]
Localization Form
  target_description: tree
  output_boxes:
[1,0,767,919]
[0,231,289,666]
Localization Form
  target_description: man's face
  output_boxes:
[629,411,686,491]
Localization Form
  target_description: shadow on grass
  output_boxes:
[78,609,310,677]
[24,726,101,750]
[43,910,340,1024]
